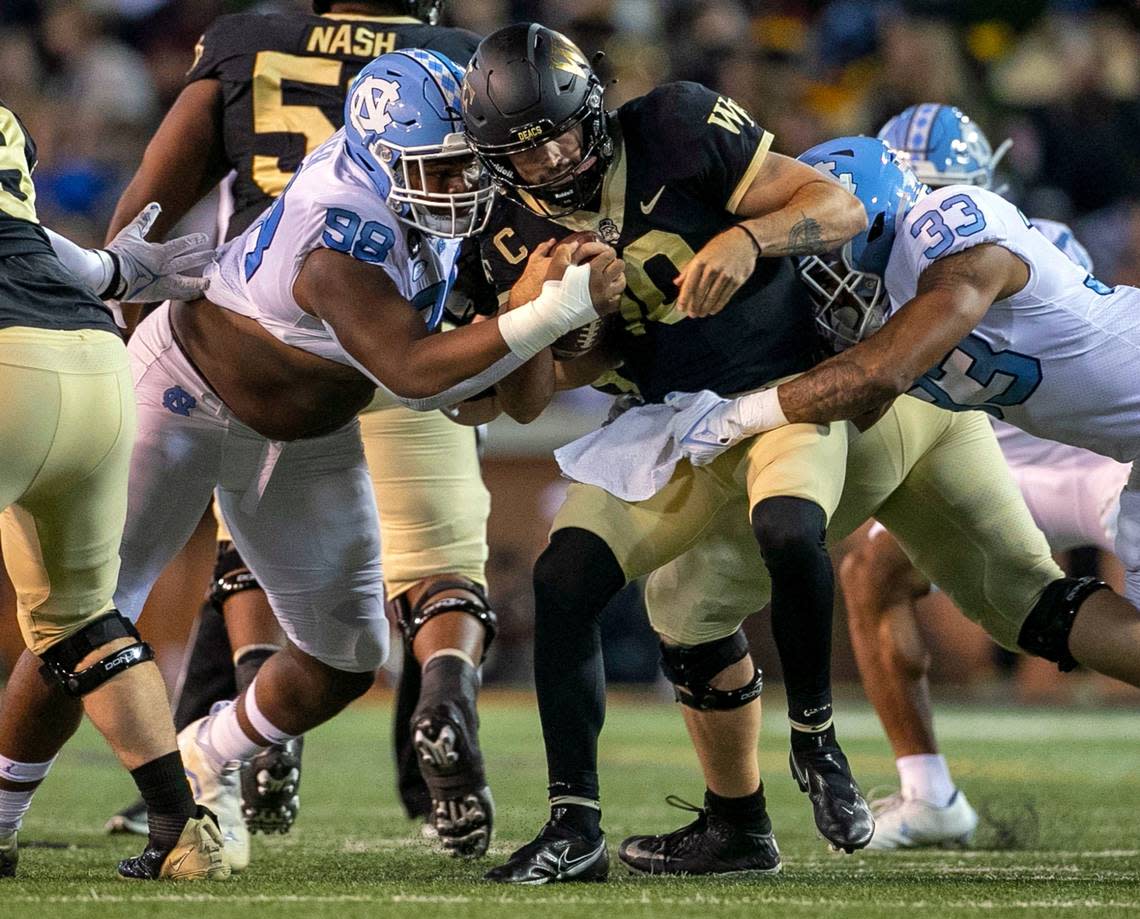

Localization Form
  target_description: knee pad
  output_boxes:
[208,540,261,613]
[1018,576,1110,672]
[38,612,155,697]
[659,628,763,710]
[389,577,497,659]
[750,496,827,559]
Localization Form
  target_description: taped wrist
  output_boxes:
[498,262,598,360]
[734,386,788,436]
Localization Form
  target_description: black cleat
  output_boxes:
[116,806,230,881]
[413,703,493,857]
[105,797,149,836]
[0,830,17,878]
[241,736,303,834]
[618,794,781,877]
[790,741,874,853]
[484,819,608,884]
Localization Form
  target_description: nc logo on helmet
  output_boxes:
[812,160,857,195]
[350,76,401,138]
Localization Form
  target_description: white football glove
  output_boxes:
[666,387,789,466]
[665,389,746,466]
[104,202,214,302]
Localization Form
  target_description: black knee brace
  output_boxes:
[389,578,497,659]
[1018,576,1109,672]
[659,628,763,711]
[208,540,260,613]
[39,612,155,697]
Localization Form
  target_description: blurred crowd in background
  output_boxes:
[2,0,1139,698]
[4,0,1140,280]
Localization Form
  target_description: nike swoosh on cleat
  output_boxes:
[165,845,194,877]
[640,186,665,215]
[556,844,602,875]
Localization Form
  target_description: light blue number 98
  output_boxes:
[321,209,394,265]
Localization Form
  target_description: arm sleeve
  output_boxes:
[43,227,115,297]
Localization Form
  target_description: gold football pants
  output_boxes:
[551,419,849,582]
[645,397,1061,649]
[0,326,134,654]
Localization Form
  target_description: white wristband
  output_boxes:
[497,262,599,361]
[734,386,788,435]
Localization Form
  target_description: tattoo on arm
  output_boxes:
[785,214,824,255]
[779,246,1012,425]
[779,353,898,424]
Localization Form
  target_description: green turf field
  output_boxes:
[4,691,1138,918]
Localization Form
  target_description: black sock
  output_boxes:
[533,528,626,804]
[131,751,197,850]
[751,497,835,743]
[234,646,276,696]
[705,785,772,832]
[393,647,429,819]
[418,652,479,713]
[790,722,840,754]
[550,798,602,840]
[171,603,235,732]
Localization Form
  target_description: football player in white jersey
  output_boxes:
[665,134,1140,730]
[831,105,1131,848]
[0,49,625,873]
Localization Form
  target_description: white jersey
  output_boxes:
[989,217,1102,469]
[1032,217,1093,273]
[207,129,460,366]
[885,184,1140,463]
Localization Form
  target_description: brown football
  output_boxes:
[551,230,610,360]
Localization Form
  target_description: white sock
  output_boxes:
[0,755,53,833]
[203,699,267,770]
[897,753,955,807]
[243,677,300,747]
[0,787,35,833]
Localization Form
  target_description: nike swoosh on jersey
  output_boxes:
[640,185,665,215]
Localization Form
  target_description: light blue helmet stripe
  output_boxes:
[906,102,943,159]
[398,48,464,127]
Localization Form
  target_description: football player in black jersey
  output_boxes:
[101,0,502,861]
[464,25,872,882]
[0,103,227,880]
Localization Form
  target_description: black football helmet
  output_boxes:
[462,23,611,216]
[312,1,444,25]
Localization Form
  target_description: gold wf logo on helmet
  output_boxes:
[551,37,590,77]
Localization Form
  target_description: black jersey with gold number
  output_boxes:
[187,12,480,238]
[0,104,118,333]
[481,82,822,402]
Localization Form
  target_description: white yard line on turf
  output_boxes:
[3,894,1140,909]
